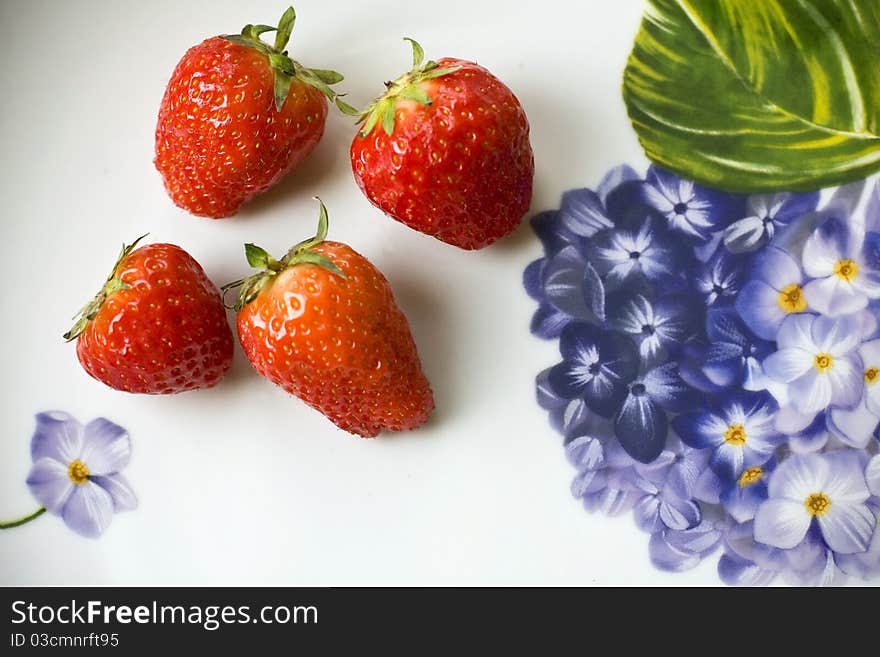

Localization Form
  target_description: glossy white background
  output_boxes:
[0,0,723,585]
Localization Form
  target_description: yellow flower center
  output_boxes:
[777,283,807,313]
[738,466,763,488]
[67,459,90,486]
[814,353,834,372]
[724,424,747,446]
[866,367,880,385]
[804,492,831,517]
[834,259,859,282]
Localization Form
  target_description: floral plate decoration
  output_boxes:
[525,164,880,585]
[0,411,137,538]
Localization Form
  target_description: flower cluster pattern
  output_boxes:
[526,165,880,585]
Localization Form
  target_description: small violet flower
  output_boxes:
[587,218,690,291]
[736,246,809,341]
[606,286,702,368]
[641,166,742,242]
[25,411,137,538]
[673,391,783,480]
[694,249,749,307]
[763,313,863,418]
[723,191,819,254]
[615,363,699,464]
[753,451,875,554]
[701,308,774,391]
[548,323,639,418]
[801,217,880,316]
[827,339,880,448]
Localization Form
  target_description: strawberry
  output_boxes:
[350,39,534,250]
[224,200,434,437]
[155,6,356,218]
[65,238,234,394]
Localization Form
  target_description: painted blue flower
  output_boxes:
[640,166,743,242]
[557,165,642,238]
[632,447,707,534]
[720,457,778,524]
[764,313,863,419]
[528,245,605,339]
[723,191,820,254]
[25,411,136,538]
[827,339,880,448]
[701,308,774,391]
[650,518,724,572]
[736,246,809,341]
[802,217,880,316]
[548,323,639,418]
[672,391,782,479]
[587,218,691,291]
[606,286,702,368]
[615,363,699,463]
[693,248,749,307]
[754,451,875,554]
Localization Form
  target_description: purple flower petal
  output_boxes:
[615,394,667,464]
[597,164,640,205]
[26,457,74,514]
[31,411,83,464]
[768,453,830,500]
[764,348,812,383]
[718,552,777,586]
[803,276,867,316]
[559,188,614,237]
[753,498,811,549]
[866,455,880,496]
[91,474,138,512]
[802,218,849,277]
[659,496,701,531]
[817,503,875,554]
[79,418,130,476]
[61,482,114,538]
[828,400,877,448]
[648,531,702,572]
[735,280,786,341]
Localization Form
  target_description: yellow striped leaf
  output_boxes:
[623,0,880,192]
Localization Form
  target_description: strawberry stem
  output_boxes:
[222,199,345,312]
[220,5,352,113]
[355,38,461,138]
[63,235,147,342]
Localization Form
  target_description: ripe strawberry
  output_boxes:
[65,238,234,394]
[225,200,434,437]
[155,7,356,218]
[350,39,534,250]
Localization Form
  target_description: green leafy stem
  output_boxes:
[221,6,358,114]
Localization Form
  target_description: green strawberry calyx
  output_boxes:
[63,235,148,342]
[221,6,358,114]
[222,198,346,312]
[355,37,460,138]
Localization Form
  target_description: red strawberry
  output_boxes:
[225,200,434,437]
[350,39,534,250]
[65,238,234,394]
[155,6,356,218]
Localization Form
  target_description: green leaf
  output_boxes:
[623,0,880,192]
[273,70,293,111]
[244,243,272,269]
[221,33,271,55]
[403,37,424,68]
[295,251,346,279]
[335,97,360,116]
[308,68,344,85]
[360,106,381,138]
[274,6,296,52]
[381,100,396,136]
[314,197,330,242]
[399,84,432,106]
[269,53,296,76]
[295,69,337,102]
[421,66,460,80]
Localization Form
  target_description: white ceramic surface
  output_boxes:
[0,0,722,585]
